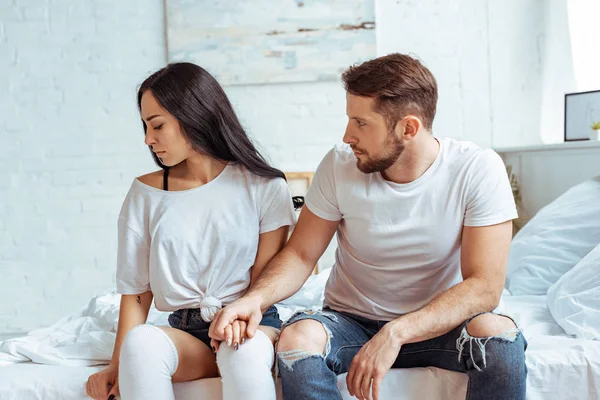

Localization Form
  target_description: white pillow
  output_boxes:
[506,177,600,295]
[547,242,600,340]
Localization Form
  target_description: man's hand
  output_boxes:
[346,324,402,400]
[209,296,263,342]
[210,319,248,352]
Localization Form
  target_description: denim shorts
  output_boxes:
[168,305,282,348]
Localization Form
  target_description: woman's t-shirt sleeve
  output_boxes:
[258,177,297,234]
[116,183,151,294]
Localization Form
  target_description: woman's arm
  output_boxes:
[212,226,288,349]
[109,291,153,367]
[250,226,289,286]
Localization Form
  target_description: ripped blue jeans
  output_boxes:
[278,308,527,400]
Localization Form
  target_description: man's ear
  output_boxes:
[398,115,422,140]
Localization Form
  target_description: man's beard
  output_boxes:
[353,133,405,174]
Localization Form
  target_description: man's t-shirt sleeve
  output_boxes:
[305,149,343,221]
[464,149,518,227]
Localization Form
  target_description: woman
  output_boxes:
[86,63,295,400]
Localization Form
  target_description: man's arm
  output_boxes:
[210,207,339,339]
[387,220,512,344]
[345,221,512,400]
[248,207,339,309]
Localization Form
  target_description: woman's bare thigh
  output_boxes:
[257,325,279,344]
[157,327,218,382]
[157,325,279,383]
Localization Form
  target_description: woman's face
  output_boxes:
[140,90,191,167]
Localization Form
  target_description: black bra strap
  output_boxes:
[163,168,169,191]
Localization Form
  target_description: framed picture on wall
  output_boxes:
[564,89,600,141]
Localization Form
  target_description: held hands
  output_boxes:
[210,319,248,352]
[346,324,403,400]
[86,363,119,400]
[208,296,263,351]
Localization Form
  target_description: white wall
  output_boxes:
[538,0,576,144]
[377,0,556,148]
[0,0,165,333]
[568,0,600,91]
[227,82,347,172]
[488,0,546,147]
[376,0,493,147]
[0,0,348,333]
[1,0,554,333]
[500,142,600,217]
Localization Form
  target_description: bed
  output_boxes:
[3,150,600,399]
[1,287,600,400]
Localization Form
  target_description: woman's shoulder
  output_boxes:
[235,166,285,188]
[136,170,165,189]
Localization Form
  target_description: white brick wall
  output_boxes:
[377,0,493,147]
[377,0,549,149]
[227,82,347,172]
[0,0,165,333]
[0,0,348,334]
[1,0,547,333]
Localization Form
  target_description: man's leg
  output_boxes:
[277,310,376,400]
[392,312,527,400]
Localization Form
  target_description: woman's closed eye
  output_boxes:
[153,124,164,131]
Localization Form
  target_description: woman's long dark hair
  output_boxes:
[137,62,285,180]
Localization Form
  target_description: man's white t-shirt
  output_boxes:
[305,138,517,321]
[116,163,296,318]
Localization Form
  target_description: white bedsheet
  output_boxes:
[1,289,599,399]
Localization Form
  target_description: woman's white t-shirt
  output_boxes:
[116,163,296,321]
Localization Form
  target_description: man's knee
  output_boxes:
[278,319,328,354]
[466,313,518,339]
[458,314,525,374]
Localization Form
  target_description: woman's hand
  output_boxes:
[209,297,263,341]
[210,319,248,352]
[86,364,119,400]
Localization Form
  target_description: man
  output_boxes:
[209,53,527,400]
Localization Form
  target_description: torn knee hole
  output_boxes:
[456,314,519,372]
[277,350,323,371]
[466,314,518,338]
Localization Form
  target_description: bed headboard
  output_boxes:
[497,141,600,219]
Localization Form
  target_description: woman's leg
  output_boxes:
[216,326,279,400]
[118,324,217,400]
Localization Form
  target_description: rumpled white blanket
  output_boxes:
[0,269,331,367]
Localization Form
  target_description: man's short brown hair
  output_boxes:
[342,53,438,131]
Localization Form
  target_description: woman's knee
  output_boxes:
[217,329,274,372]
[277,319,328,354]
[119,324,178,375]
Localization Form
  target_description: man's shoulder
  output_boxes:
[441,138,484,159]
[440,138,506,189]
[315,145,361,179]
[328,144,356,165]
[440,138,501,169]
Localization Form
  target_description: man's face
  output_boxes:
[344,93,405,174]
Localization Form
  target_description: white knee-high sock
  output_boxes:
[216,329,276,400]
[118,324,179,400]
